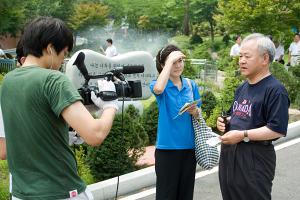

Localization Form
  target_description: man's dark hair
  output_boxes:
[234,35,241,41]
[16,37,24,65]
[106,38,113,44]
[155,44,181,74]
[22,16,73,58]
[267,35,273,41]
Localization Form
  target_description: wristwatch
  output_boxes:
[243,130,250,142]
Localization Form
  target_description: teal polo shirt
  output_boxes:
[150,77,201,149]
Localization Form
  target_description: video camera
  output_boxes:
[73,52,144,105]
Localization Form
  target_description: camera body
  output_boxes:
[71,51,144,105]
[78,80,142,105]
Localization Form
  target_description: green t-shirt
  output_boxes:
[1,66,85,199]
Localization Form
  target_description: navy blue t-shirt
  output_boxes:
[229,75,290,136]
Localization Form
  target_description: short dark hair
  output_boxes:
[106,38,113,44]
[267,35,273,41]
[22,16,73,58]
[234,35,241,41]
[16,37,24,65]
[155,44,181,74]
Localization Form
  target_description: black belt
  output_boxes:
[242,140,272,146]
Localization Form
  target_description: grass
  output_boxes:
[0,160,9,200]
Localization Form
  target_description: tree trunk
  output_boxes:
[209,20,214,42]
[183,0,190,36]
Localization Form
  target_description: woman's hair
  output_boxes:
[22,16,73,58]
[155,44,181,73]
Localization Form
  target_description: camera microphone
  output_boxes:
[73,52,90,83]
[110,65,144,75]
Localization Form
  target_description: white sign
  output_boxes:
[65,49,157,99]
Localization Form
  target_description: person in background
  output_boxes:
[287,33,300,66]
[104,38,118,57]
[1,16,118,200]
[0,44,8,59]
[150,44,201,200]
[230,35,242,57]
[217,33,289,200]
[274,40,285,65]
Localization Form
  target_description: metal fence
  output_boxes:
[0,59,16,73]
[189,59,218,82]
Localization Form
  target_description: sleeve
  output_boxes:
[43,72,82,117]
[230,46,234,56]
[149,79,164,105]
[266,88,290,135]
[149,80,156,95]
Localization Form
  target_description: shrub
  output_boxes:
[191,43,211,59]
[288,65,300,78]
[206,60,243,131]
[201,90,217,120]
[295,93,300,110]
[142,101,158,145]
[270,62,299,103]
[222,34,231,46]
[86,105,148,181]
[182,59,198,79]
[75,146,94,185]
[168,35,192,50]
[190,34,203,44]
[216,46,232,71]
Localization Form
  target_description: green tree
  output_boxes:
[190,0,218,42]
[216,0,300,37]
[68,2,109,31]
[0,0,76,36]
[137,15,150,30]
[0,0,25,36]
[183,0,190,35]
[23,0,75,22]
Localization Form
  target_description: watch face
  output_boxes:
[243,137,250,142]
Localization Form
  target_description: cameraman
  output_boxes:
[1,16,118,200]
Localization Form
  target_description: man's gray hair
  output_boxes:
[242,33,275,63]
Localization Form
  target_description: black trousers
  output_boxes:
[219,143,276,200]
[155,149,196,200]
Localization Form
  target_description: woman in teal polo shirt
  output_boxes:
[150,44,201,200]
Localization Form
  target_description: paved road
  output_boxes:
[128,139,300,200]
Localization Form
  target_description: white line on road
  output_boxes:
[119,137,300,200]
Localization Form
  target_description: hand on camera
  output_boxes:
[91,80,119,111]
